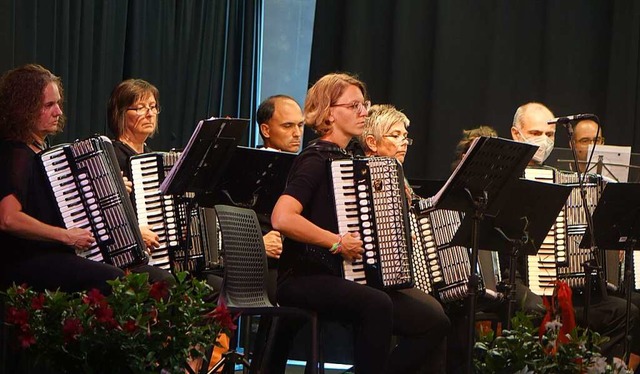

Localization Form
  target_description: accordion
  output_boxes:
[129,151,219,275]
[329,157,413,290]
[524,167,613,295]
[39,136,148,269]
[410,197,501,303]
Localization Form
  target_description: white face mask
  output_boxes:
[517,129,554,163]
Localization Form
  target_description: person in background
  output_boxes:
[106,79,175,284]
[358,103,450,372]
[570,119,604,173]
[511,102,640,369]
[255,94,304,303]
[257,94,304,153]
[271,74,449,373]
[0,64,124,295]
[451,125,498,169]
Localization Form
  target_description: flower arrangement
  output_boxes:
[474,281,632,374]
[3,272,236,374]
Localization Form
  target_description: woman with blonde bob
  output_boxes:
[271,74,449,373]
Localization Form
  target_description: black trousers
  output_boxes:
[1,252,124,295]
[574,292,640,358]
[269,274,450,374]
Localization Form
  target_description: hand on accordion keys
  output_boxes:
[121,172,133,195]
[65,228,95,251]
[140,225,161,253]
[339,232,364,261]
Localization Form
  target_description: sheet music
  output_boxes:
[587,144,631,182]
[430,136,483,206]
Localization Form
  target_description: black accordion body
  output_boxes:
[328,157,413,290]
[40,136,148,268]
[524,167,612,295]
[129,151,219,275]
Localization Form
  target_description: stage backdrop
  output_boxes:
[0,0,261,150]
[308,0,640,180]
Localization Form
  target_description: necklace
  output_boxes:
[32,140,46,151]
[121,135,143,153]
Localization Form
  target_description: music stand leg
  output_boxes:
[624,245,635,362]
[465,200,485,374]
[506,247,518,330]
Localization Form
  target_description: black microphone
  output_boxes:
[547,113,597,125]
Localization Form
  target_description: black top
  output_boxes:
[279,140,355,277]
[0,140,72,263]
[112,140,151,180]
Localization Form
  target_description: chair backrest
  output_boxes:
[214,205,274,308]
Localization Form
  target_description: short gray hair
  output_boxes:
[359,104,410,154]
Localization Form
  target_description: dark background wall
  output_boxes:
[308,0,640,180]
[0,0,261,150]
[2,1,640,181]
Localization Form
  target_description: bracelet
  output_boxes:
[329,233,343,254]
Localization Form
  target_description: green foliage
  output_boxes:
[3,272,235,374]
[473,312,631,374]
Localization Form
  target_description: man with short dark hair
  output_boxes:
[570,119,603,173]
[257,95,304,153]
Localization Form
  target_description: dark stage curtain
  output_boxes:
[0,0,261,150]
[308,0,640,180]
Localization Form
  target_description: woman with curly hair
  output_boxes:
[0,64,124,294]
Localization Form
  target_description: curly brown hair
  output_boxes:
[0,64,65,142]
[304,73,367,136]
[107,79,160,139]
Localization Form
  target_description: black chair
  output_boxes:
[209,205,321,374]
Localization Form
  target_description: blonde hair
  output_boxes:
[452,125,498,169]
[359,104,410,154]
[304,73,367,136]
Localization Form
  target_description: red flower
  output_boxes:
[539,281,576,346]
[94,303,118,328]
[5,307,29,326]
[18,329,36,348]
[122,320,137,333]
[82,288,105,306]
[16,283,28,295]
[62,318,84,343]
[206,301,237,331]
[149,281,169,301]
[31,293,46,310]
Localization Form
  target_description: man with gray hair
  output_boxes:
[510,102,556,165]
[511,102,640,370]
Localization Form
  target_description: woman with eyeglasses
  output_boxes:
[358,104,450,373]
[106,79,174,285]
[270,73,449,373]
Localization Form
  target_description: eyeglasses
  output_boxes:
[383,134,413,145]
[576,136,604,146]
[331,100,371,113]
[127,105,161,115]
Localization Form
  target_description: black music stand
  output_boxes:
[198,146,296,213]
[159,118,249,196]
[579,183,640,361]
[430,136,537,374]
[452,178,572,329]
[158,117,248,275]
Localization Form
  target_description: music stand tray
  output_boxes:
[431,136,537,214]
[198,146,296,211]
[452,178,572,256]
[579,183,640,250]
[159,117,248,196]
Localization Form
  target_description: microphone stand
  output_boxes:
[562,120,606,350]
